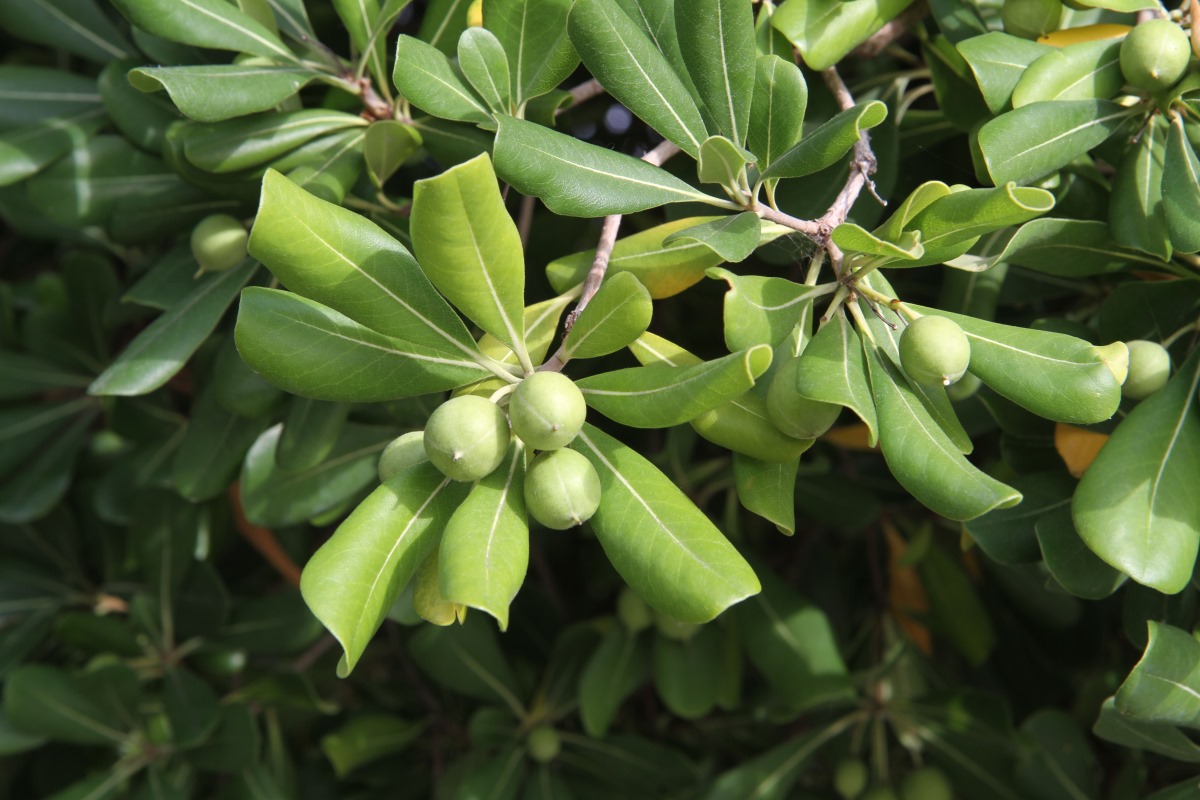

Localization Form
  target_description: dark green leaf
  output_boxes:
[4,665,129,745]
[111,0,298,62]
[129,65,317,123]
[0,0,133,63]
[1110,115,1171,261]
[579,626,651,737]
[957,32,1052,113]
[1036,505,1126,600]
[1163,113,1200,254]
[1117,622,1200,728]
[675,0,755,144]
[320,714,423,777]
[486,0,578,105]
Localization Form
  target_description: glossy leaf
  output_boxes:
[439,443,528,630]
[411,154,527,361]
[1163,113,1200,254]
[578,346,773,428]
[1117,622,1200,728]
[989,217,1167,276]
[1036,505,1126,600]
[772,0,918,70]
[833,223,924,263]
[129,65,316,123]
[179,110,364,173]
[90,261,257,397]
[978,99,1135,185]
[111,0,298,62]
[792,310,878,444]
[1110,115,1171,261]
[458,27,511,114]
[873,179,953,244]
[562,272,653,361]
[901,183,1055,264]
[332,0,388,91]
[697,135,753,190]
[0,66,102,128]
[493,116,723,216]
[393,35,490,123]
[235,288,493,403]
[486,0,578,105]
[301,463,468,673]
[249,169,482,357]
[1073,348,1200,594]
[761,101,888,180]
[1,0,132,63]
[571,424,760,623]
[707,268,819,350]
[276,397,350,472]
[675,0,755,144]
[746,54,807,199]
[1011,39,1122,108]
[1093,697,1200,763]
[568,0,707,156]
[866,344,1021,521]
[908,305,1125,425]
[964,470,1072,565]
[732,454,797,534]
[0,111,107,188]
[957,32,1053,113]
[4,665,128,745]
[664,212,761,263]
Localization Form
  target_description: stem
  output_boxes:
[804,250,826,286]
[517,194,536,249]
[557,78,607,115]
[1162,317,1200,347]
[229,484,302,586]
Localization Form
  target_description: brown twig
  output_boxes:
[229,484,303,587]
[517,194,536,249]
[557,78,607,116]
[357,75,393,120]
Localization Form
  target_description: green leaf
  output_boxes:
[493,116,724,215]
[332,0,389,92]
[772,0,918,71]
[0,66,102,128]
[283,129,366,206]
[180,110,365,172]
[675,0,756,144]
[833,223,924,264]
[0,111,106,188]
[706,268,818,350]
[696,135,754,190]
[1036,505,1126,600]
[1117,622,1200,728]
[746,54,807,197]
[276,397,350,472]
[164,667,219,748]
[654,625,723,719]
[485,0,578,105]
[571,424,761,623]
[4,665,128,745]
[579,626,651,737]
[963,470,1072,565]
[320,715,423,778]
[439,443,528,630]
[363,119,422,188]
[0,408,91,524]
[1073,347,1200,594]
[919,541,996,665]
[301,463,468,674]
[235,288,493,402]
[110,0,298,62]
[732,454,797,534]
[1011,40,1123,108]
[991,218,1167,276]
[562,271,653,361]
[479,293,575,367]
[408,615,523,704]
[411,154,528,363]
[737,565,852,711]
[907,305,1124,425]
[1110,115,1171,261]
[1015,710,1100,800]
[184,704,260,772]
[1163,113,1200,254]
[1093,696,1200,763]
[457,27,511,114]
[663,213,762,263]
[90,261,257,397]
[129,65,317,123]
[865,343,1021,521]
[249,170,483,358]
[978,99,1136,185]
[957,32,1052,114]
[577,346,773,428]
[0,0,133,63]
[547,216,733,298]
[704,729,831,800]
[393,34,491,123]
[901,183,1055,262]
[0,352,91,400]
[171,387,267,502]
[568,0,707,156]
[761,101,888,180]
[241,423,393,527]
[792,310,878,444]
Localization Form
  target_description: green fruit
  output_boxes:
[900,766,952,800]
[1120,19,1191,92]
[1001,0,1062,39]
[423,395,510,481]
[509,371,587,450]
[766,356,842,439]
[378,431,427,482]
[1122,339,1171,399]
[834,758,869,799]
[526,725,561,763]
[524,448,601,529]
[899,316,971,386]
[617,586,652,633]
[191,213,248,273]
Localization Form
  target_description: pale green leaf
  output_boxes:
[772,0,917,70]
[707,268,818,351]
[1011,39,1123,108]
[1117,622,1200,728]
[562,271,653,361]
[747,53,807,199]
[664,212,762,263]
[110,0,297,62]
[792,309,878,444]
[696,135,754,189]
[457,27,511,114]
[732,454,797,534]
[1093,697,1200,763]
[363,119,422,187]
[957,32,1052,113]
[129,65,317,122]
[761,101,888,180]
[179,109,365,172]
[485,0,578,105]
[392,35,490,123]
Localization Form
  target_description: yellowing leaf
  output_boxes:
[1037,24,1131,47]
[821,423,877,451]
[1055,423,1109,478]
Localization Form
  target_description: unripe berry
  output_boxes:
[1122,340,1171,399]
[899,767,952,800]
[526,725,561,763]
[834,758,869,799]
[191,214,248,273]
[766,356,842,439]
[1001,0,1062,39]
[1120,19,1191,93]
[378,431,427,482]
[423,395,510,481]
[899,316,971,386]
[524,448,601,529]
[509,371,587,450]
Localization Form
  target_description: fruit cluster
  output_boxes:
[382,371,601,530]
